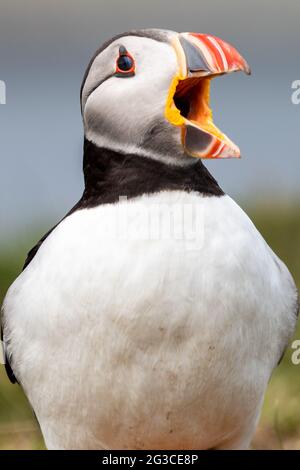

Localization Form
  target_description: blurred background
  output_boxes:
[0,0,299,449]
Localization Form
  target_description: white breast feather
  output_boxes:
[2,192,297,449]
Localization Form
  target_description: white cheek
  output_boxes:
[83,40,178,149]
[84,77,152,137]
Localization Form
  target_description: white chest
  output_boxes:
[4,191,297,449]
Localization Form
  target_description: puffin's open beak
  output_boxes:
[165,32,250,159]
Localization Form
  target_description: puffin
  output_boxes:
[1,28,298,450]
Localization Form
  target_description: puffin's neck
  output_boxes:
[80,138,224,208]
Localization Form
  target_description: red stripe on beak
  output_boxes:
[189,33,251,75]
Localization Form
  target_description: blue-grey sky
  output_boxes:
[0,0,299,243]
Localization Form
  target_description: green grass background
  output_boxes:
[0,203,299,449]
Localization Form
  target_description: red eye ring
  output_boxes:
[115,46,135,76]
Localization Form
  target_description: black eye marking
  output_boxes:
[119,45,127,56]
[115,45,135,77]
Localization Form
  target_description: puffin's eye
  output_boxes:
[115,46,135,77]
[117,55,134,71]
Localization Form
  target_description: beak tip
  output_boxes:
[245,64,252,76]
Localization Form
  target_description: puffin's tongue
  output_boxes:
[173,76,241,159]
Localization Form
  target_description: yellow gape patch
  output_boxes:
[165,74,185,127]
[165,74,227,143]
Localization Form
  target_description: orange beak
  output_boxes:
[165,32,250,159]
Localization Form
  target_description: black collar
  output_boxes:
[80,138,224,208]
